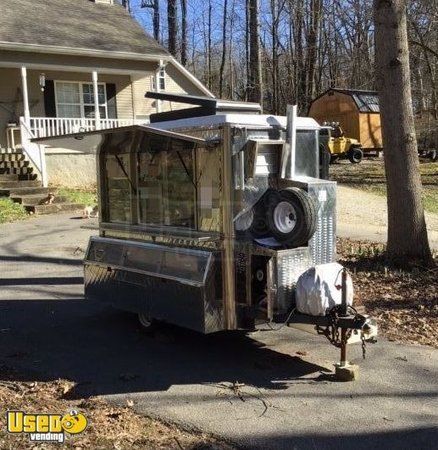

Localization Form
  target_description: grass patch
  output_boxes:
[331,159,438,214]
[0,198,28,223]
[57,187,97,206]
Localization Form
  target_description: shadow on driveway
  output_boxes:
[0,297,328,399]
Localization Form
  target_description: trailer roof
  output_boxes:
[152,114,320,131]
[31,125,209,150]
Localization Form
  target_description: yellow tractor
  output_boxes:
[319,122,363,164]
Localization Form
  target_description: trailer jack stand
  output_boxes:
[335,269,359,382]
[335,362,359,381]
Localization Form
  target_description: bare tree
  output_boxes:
[167,0,178,57]
[180,0,187,65]
[373,0,433,265]
[219,0,228,97]
[141,1,160,42]
[247,0,263,106]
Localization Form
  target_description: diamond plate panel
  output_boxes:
[276,247,312,313]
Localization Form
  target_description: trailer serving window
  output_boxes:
[138,140,196,228]
[99,126,212,230]
[104,152,134,223]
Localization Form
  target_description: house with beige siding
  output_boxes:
[0,0,213,187]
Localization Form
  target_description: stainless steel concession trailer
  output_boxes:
[35,93,377,375]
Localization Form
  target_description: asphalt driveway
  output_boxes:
[0,214,437,449]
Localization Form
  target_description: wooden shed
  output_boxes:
[309,88,383,151]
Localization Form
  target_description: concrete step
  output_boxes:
[0,148,23,155]
[0,186,50,196]
[11,194,68,206]
[26,203,85,215]
[0,154,26,162]
[0,172,38,181]
[0,180,40,188]
[0,160,30,168]
[0,167,36,176]
[0,174,36,182]
[0,174,19,181]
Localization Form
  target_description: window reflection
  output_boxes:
[104,153,132,223]
[137,145,195,228]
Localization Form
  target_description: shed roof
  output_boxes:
[0,0,168,57]
[316,88,380,113]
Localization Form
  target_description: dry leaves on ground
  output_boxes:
[0,367,231,450]
[337,238,438,348]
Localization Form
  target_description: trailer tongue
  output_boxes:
[35,93,377,379]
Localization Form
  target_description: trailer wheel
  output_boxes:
[249,213,270,238]
[348,147,363,163]
[267,187,317,246]
[248,189,280,238]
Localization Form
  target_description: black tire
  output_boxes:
[267,187,317,247]
[249,212,270,238]
[348,147,363,164]
[248,189,280,239]
[330,154,339,164]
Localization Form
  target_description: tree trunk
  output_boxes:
[247,0,263,107]
[167,0,178,57]
[373,0,433,265]
[305,0,322,112]
[140,1,160,42]
[219,0,228,97]
[152,0,160,42]
[180,0,187,65]
[270,0,279,114]
[245,0,250,100]
[207,0,212,90]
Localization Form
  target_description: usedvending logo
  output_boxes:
[7,410,87,443]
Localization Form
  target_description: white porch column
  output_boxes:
[155,60,163,113]
[21,67,30,125]
[92,71,101,129]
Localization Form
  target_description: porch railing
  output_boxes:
[19,117,47,186]
[29,117,147,139]
[18,117,147,187]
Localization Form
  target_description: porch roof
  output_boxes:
[0,0,168,59]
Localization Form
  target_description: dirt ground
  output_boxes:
[332,158,438,250]
[338,238,438,348]
[330,157,437,211]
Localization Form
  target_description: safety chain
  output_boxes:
[361,331,367,360]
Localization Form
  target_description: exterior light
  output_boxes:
[39,73,46,92]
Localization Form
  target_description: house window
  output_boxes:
[152,67,166,91]
[55,81,108,118]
